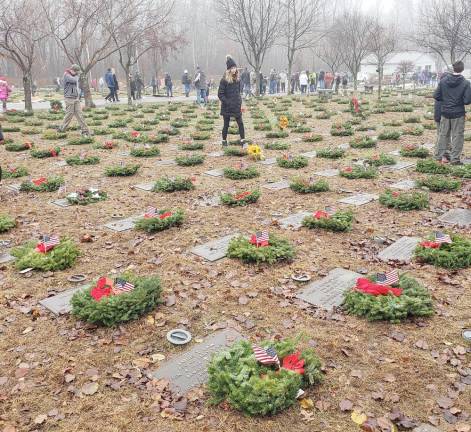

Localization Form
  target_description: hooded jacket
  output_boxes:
[218,74,242,117]
[105,71,114,88]
[63,70,80,99]
[433,73,471,119]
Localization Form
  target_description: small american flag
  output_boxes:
[145,207,157,218]
[435,231,452,244]
[113,278,135,294]
[42,235,60,249]
[252,344,280,366]
[376,269,399,286]
[256,231,269,244]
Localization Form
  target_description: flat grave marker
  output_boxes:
[156,159,177,166]
[389,150,400,156]
[378,236,420,262]
[338,143,350,150]
[338,193,378,206]
[296,268,361,310]
[191,233,239,262]
[438,208,471,227]
[204,169,224,177]
[208,151,224,157]
[299,151,317,158]
[51,198,73,208]
[391,179,417,190]
[259,158,277,165]
[104,215,143,232]
[385,160,415,171]
[53,160,68,167]
[314,169,339,177]
[152,328,244,394]
[278,211,311,229]
[39,284,91,315]
[135,182,154,192]
[262,180,290,190]
[5,183,21,192]
[0,252,15,264]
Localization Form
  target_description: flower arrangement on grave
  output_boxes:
[94,140,116,150]
[400,144,430,158]
[379,189,429,211]
[67,136,94,146]
[148,133,169,144]
[2,166,28,178]
[104,164,140,176]
[415,159,452,174]
[416,176,461,192]
[302,133,323,142]
[343,271,433,323]
[383,119,402,127]
[31,146,61,158]
[152,176,195,192]
[302,209,353,232]
[289,177,329,194]
[316,147,345,159]
[254,122,272,131]
[223,163,260,180]
[247,144,263,161]
[340,165,378,179]
[66,188,107,205]
[278,115,289,130]
[11,235,79,271]
[276,154,309,169]
[130,145,161,157]
[71,273,162,326]
[159,126,179,136]
[377,130,401,140]
[42,130,67,140]
[330,122,354,136]
[220,189,261,206]
[350,97,362,116]
[179,141,204,151]
[349,136,377,149]
[66,154,100,165]
[134,207,184,233]
[5,142,33,152]
[266,130,289,138]
[0,214,16,233]
[227,232,295,264]
[415,232,471,269]
[20,176,64,192]
[365,153,397,166]
[175,153,205,166]
[207,337,323,416]
[224,146,248,157]
[402,125,424,136]
[265,141,290,150]
[49,100,63,112]
[190,131,211,141]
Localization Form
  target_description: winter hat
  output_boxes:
[71,64,81,72]
[226,55,237,70]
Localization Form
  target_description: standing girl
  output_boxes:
[0,78,12,112]
[218,55,245,147]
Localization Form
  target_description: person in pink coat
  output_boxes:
[0,78,12,111]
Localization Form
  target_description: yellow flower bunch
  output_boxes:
[278,116,289,130]
[247,144,264,161]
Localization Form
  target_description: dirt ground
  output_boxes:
[0,90,470,432]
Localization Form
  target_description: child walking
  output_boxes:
[0,78,12,112]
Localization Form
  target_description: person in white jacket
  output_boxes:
[299,71,308,94]
[279,71,288,93]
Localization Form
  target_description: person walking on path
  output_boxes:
[318,70,325,89]
[104,68,115,102]
[194,66,207,105]
[98,76,105,95]
[151,75,158,96]
[218,55,245,148]
[309,71,317,93]
[134,72,144,99]
[280,70,288,93]
[182,70,191,97]
[112,68,120,102]
[58,64,90,136]
[299,71,308,94]
[0,78,12,112]
[164,73,173,97]
[434,61,471,165]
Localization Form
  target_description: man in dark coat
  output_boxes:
[434,61,471,165]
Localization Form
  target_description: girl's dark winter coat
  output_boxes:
[218,77,242,117]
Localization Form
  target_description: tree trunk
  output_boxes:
[287,51,293,95]
[402,75,406,89]
[23,73,33,113]
[353,73,358,91]
[80,74,95,108]
[255,61,261,97]
[377,67,382,100]
[126,66,132,106]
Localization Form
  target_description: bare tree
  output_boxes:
[281,0,324,94]
[414,0,470,66]
[215,0,282,96]
[397,60,415,89]
[333,10,373,90]
[0,0,49,112]
[316,34,343,76]
[368,20,397,99]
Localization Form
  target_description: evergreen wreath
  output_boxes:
[265,141,290,150]
[0,214,16,233]
[71,274,162,327]
[330,122,354,136]
[220,190,260,206]
[20,176,64,192]
[159,126,179,136]
[190,131,211,140]
[302,210,353,232]
[266,131,289,138]
[377,130,401,140]
[207,338,322,416]
[66,189,107,205]
[130,146,161,157]
[91,128,112,136]
[414,234,471,269]
[400,145,430,158]
[302,133,323,142]
[223,166,259,180]
[5,142,32,152]
[2,166,28,178]
[42,130,67,140]
[416,176,461,192]
[350,136,377,149]
[93,141,117,150]
[343,274,433,323]
[291,125,311,133]
[402,125,424,136]
[67,136,94,145]
[132,123,153,131]
[175,154,205,166]
[316,147,345,159]
[276,155,309,169]
[224,146,248,157]
[452,164,471,178]
[340,166,378,179]
[66,155,100,166]
[365,153,396,166]
[227,234,295,264]
[416,159,452,175]
[379,189,429,211]
[179,142,204,151]
[104,164,140,176]
[11,238,79,271]
[152,176,195,192]
[147,133,169,144]
[289,177,329,194]
[134,209,184,233]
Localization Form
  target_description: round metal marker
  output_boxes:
[68,274,86,283]
[167,329,192,345]
[462,329,471,342]
[291,273,311,282]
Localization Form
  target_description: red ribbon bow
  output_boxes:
[50,148,57,157]
[354,278,402,296]
[343,167,353,173]
[32,177,47,186]
[159,211,172,219]
[282,352,305,375]
[419,240,441,249]
[91,277,114,301]
[234,191,250,200]
[249,235,269,247]
[313,210,329,219]
[131,131,140,138]
[351,97,359,113]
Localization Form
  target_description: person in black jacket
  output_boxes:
[434,72,451,162]
[434,61,471,165]
[218,55,245,147]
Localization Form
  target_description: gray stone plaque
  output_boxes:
[156,159,176,166]
[385,161,415,171]
[204,169,224,177]
[152,328,244,394]
[438,208,471,227]
[135,182,154,191]
[51,198,72,208]
[338,193,378,206]
[300,151,317,158]
[389,150,400,156]
[296,268,361,310]
[259,158,277,165]
[191,233,239,261]
[413,425,441,432]
[5,183,21,192]
[54,160,68,167]
[39,284,91,315]
[278,212,311,229]
[378,236,420,262]
[391,179,417,190]
[0,252,15,264]
[119,151,130,156]
[337,143,350,150]
[104,215,142,232]
[262,180,290,190]
[208,151,223,157]
[314,169,339,177]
